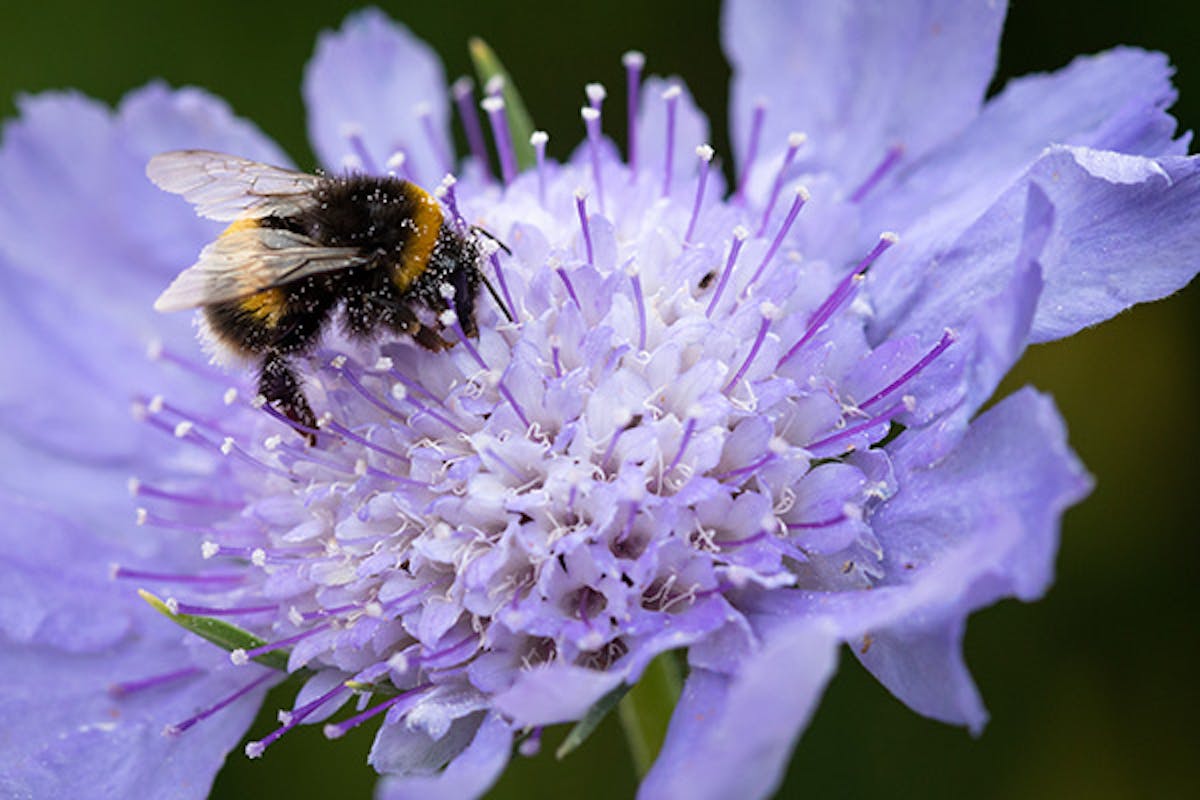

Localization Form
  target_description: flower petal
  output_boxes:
[0,85,284,460]
[492,663,624,727]
[376,714,511,800]
[303,9,451,184]
[723,0,1005,187]
[638,621,838,800]
[875,146,1200,348]
[870,48,1186,236]
[751,388,1091,730]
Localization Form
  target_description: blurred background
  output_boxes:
[3,1,1197,797]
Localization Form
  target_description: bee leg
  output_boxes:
[259,351,317,445]
[414,324,453,351]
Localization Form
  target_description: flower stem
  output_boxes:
[617,651,683,777]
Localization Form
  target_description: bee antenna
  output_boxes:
[480,269,515,323]
[471,225,512,256]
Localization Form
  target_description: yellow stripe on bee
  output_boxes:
[238,288,286,327]
[221,217,260,237]
[394,185,443,291]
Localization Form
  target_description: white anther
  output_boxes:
[585,83,607,104]
[201,541,219,559]
[696,144,715,162]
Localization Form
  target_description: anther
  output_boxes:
[531,130,549,205]
[481,96,517,185]
[661,85,682,198]
[623,51,645,175]
[705,227,750,318]
[581,107,606,212]
[724,302,780,393]
[757,132,807,236]
[685,144,715,244]
[575,190,594,265]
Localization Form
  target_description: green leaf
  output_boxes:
[138,589,291,672]
[468,37,536,171]
[617,651,684,777]
[556,681,632,761]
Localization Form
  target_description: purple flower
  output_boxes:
[1,2,1196,798]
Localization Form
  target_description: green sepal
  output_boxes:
[138,589,291,672]
[468,37,536,170]
[555,681,632,761]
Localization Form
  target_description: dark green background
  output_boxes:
[4,1,1197,797]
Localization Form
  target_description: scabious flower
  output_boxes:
[1,2,1197,798]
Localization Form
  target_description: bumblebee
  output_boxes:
[149,150,507,440]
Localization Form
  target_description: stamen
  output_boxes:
[741,186,808,298]
[146,340,223,381]
[720,530,769,549]
[481,96,517,185]
[219,436,295,480]
[551,339,564,378]
[411,632,481,666]
[616,500,639,544]
[435,174,464,230]
[171,602,278,617]
[128,478,241,510]
[489,251,519,325]
[415,102,452,177]
[575,191,594,265]
[385,149,411,181]
[109,666,201,697]
[705,227,750,318]
[135,508,210,534]
[233,623,331,665]
[323,684,430,740]
[778,232,898,366]
[340,124,378,174]
[660,85,682,198]
[111,565,244,585]
[734,99,767,204]
[860,329,957,410]
[447,297,532,430]
[484,446,528,483]
[556,266,583,311]
[849,144,904,204]
[453,77,491,178]
[627,261,648,352]
[323,418,407,461]
[685,144,715,244]
[806,397,914,454]
[259,403,322,440]
[666,417,698,475]
[786,514,846,531]
[531,130,549,206]
[723,302,780,393]
[164,671,275,737]
[581,107,606,212]
[246,681,349,759]
[587,82,606,110]
[715,452,776,482]
[757,132,807,237]
[623,51,645,175]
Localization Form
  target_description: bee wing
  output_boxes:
[154,226,366,312]
[147,150,323,221]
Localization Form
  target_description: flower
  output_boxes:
[1,2,1197,799]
